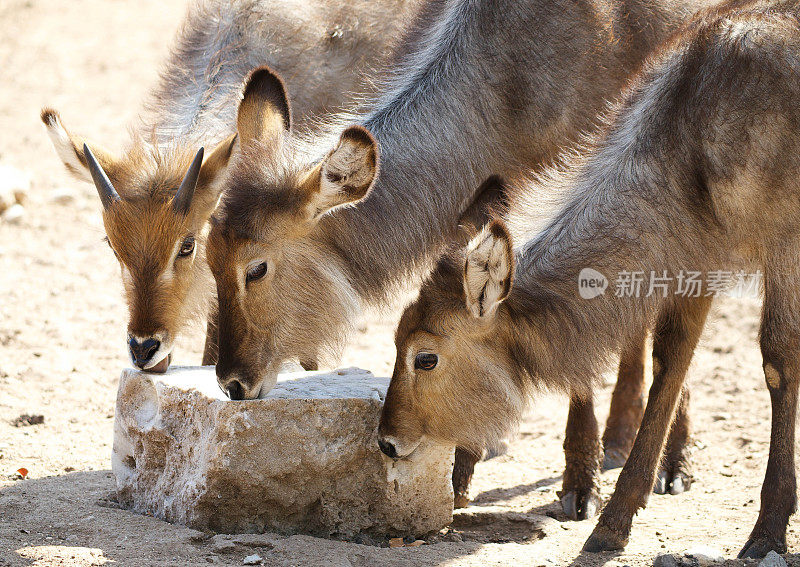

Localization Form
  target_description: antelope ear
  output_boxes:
[464,220,514,319]
[301,126,378,220]
[237,66,291,149]
[41,108,119,184]
[457,175,509,240]
[190,133,238,222]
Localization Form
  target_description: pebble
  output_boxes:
[51,187,77,204]
[653,554,679,567]
[655,546,725,567]
[683,545,723,565]
[242,554,262,565]
[2,204,24,224]
[13,190,27,206]
[0,164,31,211]
[758,551,787,567]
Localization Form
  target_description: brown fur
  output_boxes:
[380,0,800,556]
[40,0,423,368]
[208,0,719,395]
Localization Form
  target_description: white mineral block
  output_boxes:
[112,366,454,538]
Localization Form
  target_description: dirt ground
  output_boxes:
[1,0,799,565]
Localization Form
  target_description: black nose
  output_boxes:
[129,337,160,368]
[226,381,244,401]
[378,438,398,459]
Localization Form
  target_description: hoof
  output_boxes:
[583,524,627,552]
[602,446,629,470]
[454,493,471,509]
[560,489,601,521]
[653,466,692,495]
[738,536,787,559]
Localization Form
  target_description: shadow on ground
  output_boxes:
[0,471,491,567]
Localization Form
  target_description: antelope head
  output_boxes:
[41,109,235,371]
[378,214,523,459]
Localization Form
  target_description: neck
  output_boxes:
[315,0,533,304]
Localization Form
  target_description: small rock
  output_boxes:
[242,554,262,565]
[683,544,723,565]
[210,536,236,554]
[406,540,425,547]
[711,413,731,422]
[758,551,787,567]
[654,554,680,567]
[0,165,30,213]
[12,414,44,427]
[51,187,77,205]
[2,204,24,225]
[389,537,404,548]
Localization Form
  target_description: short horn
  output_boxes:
[172,147,204,215]
[83,143,120,210]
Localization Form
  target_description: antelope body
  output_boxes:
[208,0,715,513]
[379,0,800,557]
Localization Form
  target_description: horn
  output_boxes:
[83,143,120,210]
[172,147,204,216]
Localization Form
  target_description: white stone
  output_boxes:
[243,554,262,565]
[682,545,723,565]
[0,164,30,213]
[2,204,24,225]
[759,551,788,567]
[112,366,454,538]
[51,186,77,204]
[653,554,679,567]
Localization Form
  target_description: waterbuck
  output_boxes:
[40,0,423,372]
[378,0,800,556]
[207,0,715,513]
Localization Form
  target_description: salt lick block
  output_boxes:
[112,366,454,538]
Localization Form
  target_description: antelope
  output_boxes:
[207,0,717,514]
[40,0,424,372]
[378,0,800,557]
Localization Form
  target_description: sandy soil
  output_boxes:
[1,1,799,565]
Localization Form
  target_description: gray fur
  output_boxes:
[139,0,423,147]
[214,0,719,384]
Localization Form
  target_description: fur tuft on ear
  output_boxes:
[464,220,514,318]
[304,125,379,220]
[237,66,292,148]
[40,107,118,185]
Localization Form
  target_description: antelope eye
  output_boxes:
[414,352,438,371]
[177,236,195,257]
[246,262,268,284]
